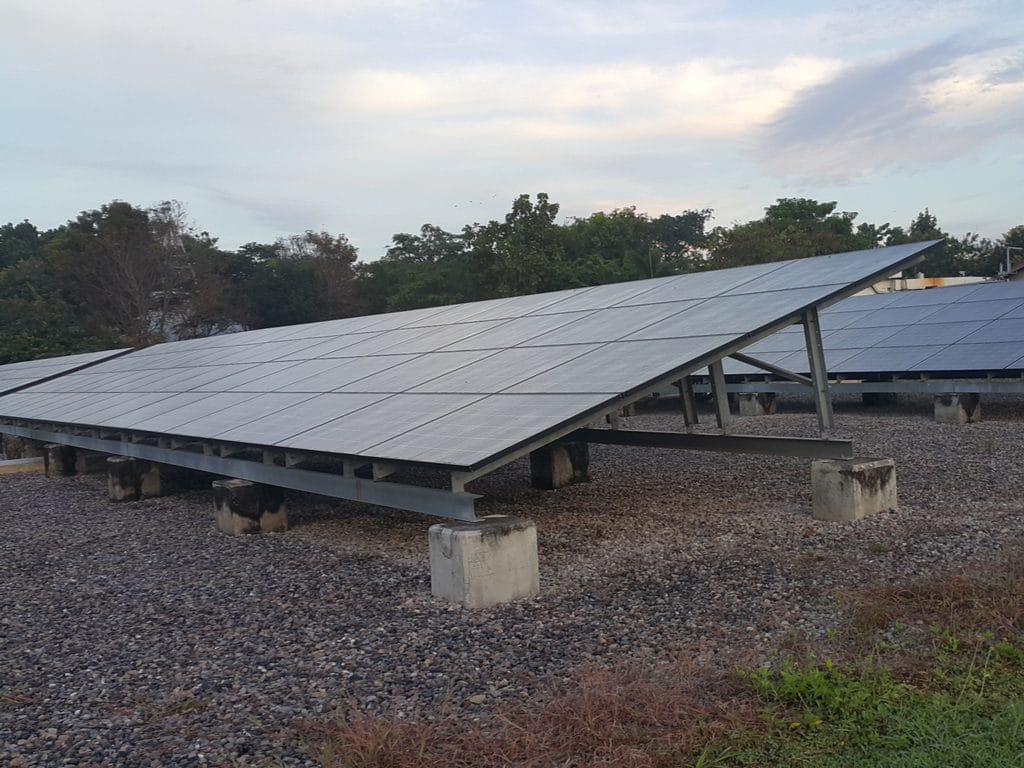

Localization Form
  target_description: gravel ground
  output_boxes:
[2,393,1024,766]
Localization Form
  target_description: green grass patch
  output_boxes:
[732,644,1024,767]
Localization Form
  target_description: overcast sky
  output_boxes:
[3,0,1022,257]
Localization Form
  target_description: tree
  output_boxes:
[464,193,569,297]
[42,201,178,346]
[648,211,712,273]
[563,207,712,283]
[243,257,327,329]
[277,231,361,318]
[706,198,880,269]
[0,254,99,363]
[174,233,254,338]
[363,224,477,312]
[230,231,363,329]
[563,208,658,284]
[0,221,40,269]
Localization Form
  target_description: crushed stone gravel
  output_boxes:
[2,393,1023,766]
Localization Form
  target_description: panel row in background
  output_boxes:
[727,280,1024,376]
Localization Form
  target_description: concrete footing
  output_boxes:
[737,392,777,416]
[529,442,590,490]
[811,457,898,522]
[107,457,162,502]
[44,444,77,477]
[934,393,981,424]
[212,478,287,534]
[2,435,45,460]
[40,445,110,477]
[428,515,539,608]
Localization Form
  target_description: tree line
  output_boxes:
[1,194,1021,364]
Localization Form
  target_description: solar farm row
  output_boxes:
[728,279,1024,377]
[0,242,937,471]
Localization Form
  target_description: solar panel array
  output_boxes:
[727,279,1024,377]
[0,242,937,470]
[0,349,130,396]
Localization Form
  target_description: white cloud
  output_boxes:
[752,38,1024,183]
[922,50,1024,121]
[330,56,840,145]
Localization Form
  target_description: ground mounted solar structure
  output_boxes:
[0,241,940,520]
[693,278,1024,402]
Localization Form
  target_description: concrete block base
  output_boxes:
[2,435,45,460]
[107,457,162,502]
[811,457,897,522]
[213,479,287,535]
[0,457,45,475]
[934,393,981,424]
[737,392,777,417]
[44,444,77,478]
[529,442,590,490]
[429,516,539,608]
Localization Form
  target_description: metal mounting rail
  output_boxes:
[571,428,854,459]
[0,424,479,521]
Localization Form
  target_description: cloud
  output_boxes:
[329,56,840,145]
[753,36,1024,182]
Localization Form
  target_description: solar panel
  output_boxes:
[506,336,738,394]
[913,342,1024,372]
[733,279,1024,378]
[742,327,805,354]
[0,348,131,396]
[0,241,938,470]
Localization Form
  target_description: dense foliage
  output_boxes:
[0,195,1019,363]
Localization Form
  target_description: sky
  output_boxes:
[2,0,1022,258]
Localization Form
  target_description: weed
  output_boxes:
[161,694,211,716]
[743,656,910,741]
[995,639,1024,667]
[300,657,761,768]
[0,690,34,711]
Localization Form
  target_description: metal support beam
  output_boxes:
[802,307,834,435]
[571,428,853,459]
[728,352,814,386]
[708,360,732,430]
[676,377,699,432]
[0,424,479,521]
[691,378,1024,395]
